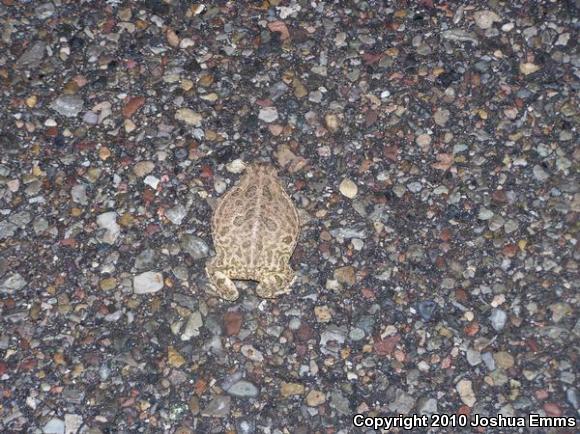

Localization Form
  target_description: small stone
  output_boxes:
[314,305,332,323]
[473,10,501,29]
[494,351,515,369]
[83,111,98,124]
[0,221,17,240]
[226,159,246,174]
[241,344,264,362]
[26,95,38,108]
[133,161,155,177]
[456,379,476,407]
[96,212,120,244]
[122,96,145,118]
[166,204,187,225]
[305,390,326,406]
[389,390,416,414]
[124,119,137,133]
[490,308,507,331]
[51,95,84,117]
[175,108,202,126]
[548,303,572,323]
[16,41,46,69]
[227,381,259,398]
[223,311,243,336]
[166,28,180,47]
[416,134,431,147]
[466,348,482,366]
[36,2,56,19]
[189,396,200,415]
[64,414,82,434]
[201,396,231,417]
[258,106,279,123]
[99,277,117,291]
[478,207,494,220]
[434,108,450,126]
[168,346,186,368]
[339,178,358,198]
[43,418,65,434]
[532,165,550,181]
[0,272,27,294]
[133,271,164,294]
[418,300,437,321]
[416,397,438,415]
[520,63,541,75]
[280,382,305,397]
[407,181,423,193]
[334,266,356,286]
[143,175,160,189]
[180,234,209,260]
[324,113,340,132]
[181,311,203,340]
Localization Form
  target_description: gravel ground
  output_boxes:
[1,1,579,433]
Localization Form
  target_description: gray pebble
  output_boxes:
[227,380,259,398]
[51,95,84,117]
[490,308,507,331]
[201,396,231,417]
[180,234,210,260]
[166,204,187,225]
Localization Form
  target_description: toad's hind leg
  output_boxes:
[255,268,295,298]
[206,259,240,301]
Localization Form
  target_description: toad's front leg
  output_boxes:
[255,266,295,298]
[206,258,240,301]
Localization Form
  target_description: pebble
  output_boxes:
[0,273,27,295]
[227,380,259,398]
[389,390,416,414]
[466,348,482,366]
[70,184,88,205]
[494,351,515,369]
[417,300,437,321]
[478,207,494,220]
[473,10,501,29]
[305,390,326,406]
[16,40,46,68]
[280,382,305,397]
[35,3,56,20]
[64,414,83,434]
[166,204,187,225]
[415,134,431,147]
[175,108,202,126]
[0,221,17,240]
[407,181,423,193]
[533,164,550,181]
[456,379,476,407]
[50,95,84,117]
[133,161,155,177]
[433,108,450,126]
[43,418,65,434]
[241,344,264,362]
[324,113,340,132]
[96,212,120,244]
[339,178,358,198]
[180,234,209,260]
[258,106,279,123]
[133,271,164,294]
[519,63,541,75]
[416,397,438,415]
[489,308,507,331]
[201,396,231,417]
[181,311,203,340]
